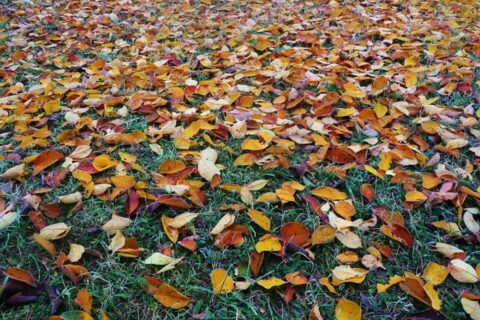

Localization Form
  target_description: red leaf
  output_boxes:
[392,224,414,247]
[28,210,46,230]
[40,203,61,219]
[303,195,329,224]
[125,191,140,215]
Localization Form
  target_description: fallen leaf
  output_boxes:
[449,259,479,283]
[247,209,271,231]
[32,150,63,176]
[211,268,235,294]
[39,223,71,240]
[257,277,286,289]
[335,298,362,320]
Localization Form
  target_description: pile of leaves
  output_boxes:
[1,0,480,318]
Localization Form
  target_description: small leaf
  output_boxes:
[257,277,286,289]
[211,268,235,294]
[247,209,271,231]
[448,259,479,283]
[312,186,347,201]
[39,223,71,240]
[335,298,362,320]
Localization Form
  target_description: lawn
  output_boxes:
[0,0,480,319]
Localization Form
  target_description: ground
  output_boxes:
[0,0,480,319]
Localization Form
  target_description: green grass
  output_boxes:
[2,135,479,319]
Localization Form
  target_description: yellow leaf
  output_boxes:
[72,170,92,184]
[257,277,286,289]
[434,242,465,259]
[0,211,18,229]
[404,70,417,88]
[118,152,136,163]
[93,154,118,172]
[211,268,234,294]
[312,225,336,245]
[335,230,362,249]
[174,136,191,150]
[373,102,388,118]
[405,190,427,202]
[285,271,308,285]
[422,174,441,190]
[234,153,256,166]
[364,165,384,179]
[44,99,61,115]
[332,265,368,282]
[247,180,269,191]
[335,298,362,320]
[144,252,177,265]
[182,121,201,138]
[256,192,280,203]
[446,138,468,149]
[336,107,356,117]
[276,187,295,204]
[255,234,282,253]
[241,139,268,151]
[110,175,135,189]
[377,275,404,293]
[32,233,56,255]
[312,186,347,201]
[344,82,366,99]
[431,220,461,237]
[59,191,83,204]
[162,215,179,243]
[424,282,442,311]
[319,277,337,294]
[247,209,271,231]
[422,262,449,286]
[372,76,389,95]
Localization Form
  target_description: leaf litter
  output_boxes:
[0,0,480,318]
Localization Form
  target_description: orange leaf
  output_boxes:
[159,160,186,174]
[281,222,311,247]
[4,267,36,287]
[74,288,92,314]
[285,271,308,285]
[32,233,56,255]
[153,281,190,309]
[32,150,63,176]
[156,195,191,209]
[249,251,264,278]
